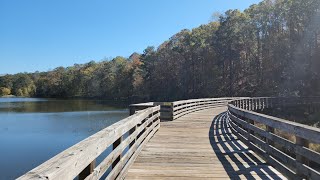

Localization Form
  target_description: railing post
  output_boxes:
[170,102,174,121]
[79,160,96,180]
[129,125,137,148]
[264,125,275,168]
[247,118,255,135]
[129,106,136,115]
[266,126,274,146]
[295,136,309,178]
[112,136,123,168]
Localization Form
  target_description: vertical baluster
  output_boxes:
[260,98,262,110]
[246,99,249,110]
[242,100,244,109]
[255,98,257,110]
[242,100,245,109]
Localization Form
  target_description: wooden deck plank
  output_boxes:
[125,107,287,179]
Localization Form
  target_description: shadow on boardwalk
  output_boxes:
[209,112,285,180]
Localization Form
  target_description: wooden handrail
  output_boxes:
[228,97,320,179]
[18,106,161,180]
[172,98,237,120]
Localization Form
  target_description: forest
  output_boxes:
[1,0,320,102]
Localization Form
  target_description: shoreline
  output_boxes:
[0,95,17,98]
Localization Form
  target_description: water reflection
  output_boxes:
[0,98,128,179]
[0,98,126,113]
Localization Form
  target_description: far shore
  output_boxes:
[0,95,17,98]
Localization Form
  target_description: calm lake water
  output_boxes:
[0,98,128,180]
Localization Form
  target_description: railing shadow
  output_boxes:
[209,112,284,180]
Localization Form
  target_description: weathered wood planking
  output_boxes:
[126,107,286,179]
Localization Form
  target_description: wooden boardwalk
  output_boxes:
[126,106,287,180]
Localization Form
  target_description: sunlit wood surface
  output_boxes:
[125,107,287,179]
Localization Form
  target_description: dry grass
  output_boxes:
[252,121,320,152]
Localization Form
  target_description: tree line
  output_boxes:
[1,0,319,102]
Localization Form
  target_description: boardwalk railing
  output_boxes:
[129,98,236,121]
[18,106,160,180]
[172,98,234,120]
[228,97,320,179]
[129,102,173,121]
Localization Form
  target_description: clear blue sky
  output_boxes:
[0,0,261,74]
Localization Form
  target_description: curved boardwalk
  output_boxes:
[126,107,286,179]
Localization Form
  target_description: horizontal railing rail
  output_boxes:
[233,97,320,111]
[129,98,238,121]
[228,97,320,180]
[172,97,237,120]
[18,106,161,180]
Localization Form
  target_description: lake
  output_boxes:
[0,98,129,180]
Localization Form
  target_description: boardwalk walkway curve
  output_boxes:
[126,107,286,179]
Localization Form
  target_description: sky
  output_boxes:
[0,0,262,74]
